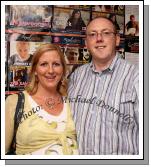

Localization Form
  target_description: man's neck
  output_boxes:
[92,56,115,72]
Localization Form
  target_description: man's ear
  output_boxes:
[116,34,120,47]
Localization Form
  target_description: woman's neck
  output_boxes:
[35,85,60,98]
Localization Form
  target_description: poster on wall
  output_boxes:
[125,5,139,36]
[52,7,90,34]
[8,5,52,31]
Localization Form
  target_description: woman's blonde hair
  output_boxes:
[26,44,67,96]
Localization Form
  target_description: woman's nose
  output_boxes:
[48,65,54,73]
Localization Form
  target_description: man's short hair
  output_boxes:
[86,16,117,34]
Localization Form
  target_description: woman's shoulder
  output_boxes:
[5,91,27,104]
[5,93,18,102]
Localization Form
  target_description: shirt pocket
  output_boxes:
[120,92,134,103]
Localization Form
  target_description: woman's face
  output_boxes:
[35,50,63,91]
[74,12,80,19]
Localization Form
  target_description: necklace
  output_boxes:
[34,94,63,110]
[45,96,63,110]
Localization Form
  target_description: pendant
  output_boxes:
[45,97,55,109]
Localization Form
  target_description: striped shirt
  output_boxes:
[68,54,139,155]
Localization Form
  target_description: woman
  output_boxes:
[65,9,86,31]
[5,44,78,155]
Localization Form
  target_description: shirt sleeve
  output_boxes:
[5,94,18,153]
[68,71,75,96]
[132,67,139,125]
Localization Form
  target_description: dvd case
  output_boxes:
[116,38,125,59]
[9,41,50,66]
[125,37,139,53]
[9,5,52,31]
[92,12,109,19]
[113,5,125,15]
[62,46,91,65]
[52,7,90,34]
[92,5,114,13]
[63,46,80,64]
[52,36,82,45]
[9,33,52,42]
[8,65,31,91]
[55,5,91,10]
[125,5,139,36]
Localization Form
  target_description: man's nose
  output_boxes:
[96,33,104,42]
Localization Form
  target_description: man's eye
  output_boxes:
[103,32,110,35]
[89,33,96,36]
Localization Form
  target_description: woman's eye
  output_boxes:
[40,63,48,66]
[53,62,61,66]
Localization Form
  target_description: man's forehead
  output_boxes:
[87,17,114,30]
[86,17,114,31]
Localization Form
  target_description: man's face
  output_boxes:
[17,42,30,60]
[65,48,79,63]
[85,18,120,64]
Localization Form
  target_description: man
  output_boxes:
[68,17,139,155]
[125,15,139,36]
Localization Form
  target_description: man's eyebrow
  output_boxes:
[88,28,114,32]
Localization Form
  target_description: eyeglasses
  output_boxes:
[86,31,116,39]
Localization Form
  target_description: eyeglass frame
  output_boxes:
[86,30,117,39]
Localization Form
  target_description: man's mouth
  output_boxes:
[95,46,106,49]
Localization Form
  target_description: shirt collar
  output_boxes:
[89,53,120,74]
